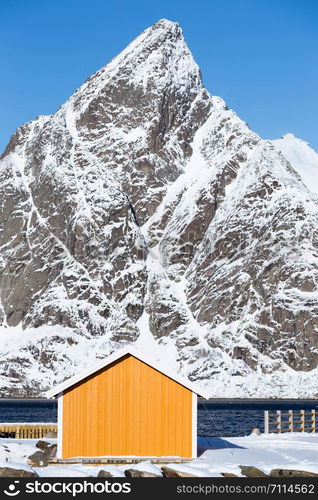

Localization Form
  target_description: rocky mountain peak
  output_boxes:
[139,18,183,47]
[60,17,202,119]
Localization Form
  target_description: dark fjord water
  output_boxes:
[198,400,318,436]
[0,399,317,437]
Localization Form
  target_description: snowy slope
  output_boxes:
[0,19,317,397]
[272,134,318,196]
[3,434,318,477]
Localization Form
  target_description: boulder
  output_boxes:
[28,451,48,467]
[125,469,161,478]
[51,443,57,453]
[0,467,38,477]
[34,441,57,459]
[161,467,198,478]
[28,450,47,464]
[97,470,114,477]
[270,469,318,478]
[36,440,50,451]
[239,466,268,477]
[221,472,239,477]
[47,444,57,458]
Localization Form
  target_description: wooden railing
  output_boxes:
[0,424,57,439]
[264,410,317,433]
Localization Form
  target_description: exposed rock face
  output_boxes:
[161,466,199,477]
[28,441,57,466]
[0,19,317,397]
[239,465,268,477]
[0,466,38,477]
[125,468,162,477]
[97,470,114,477]
[270,469,318,478]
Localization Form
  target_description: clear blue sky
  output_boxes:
[1,0,317,152]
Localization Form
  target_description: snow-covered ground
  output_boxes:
[196,434,318,476]
[1,434,318,477]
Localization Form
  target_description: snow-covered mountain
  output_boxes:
[1,19,318,397]
[272,134,318,196]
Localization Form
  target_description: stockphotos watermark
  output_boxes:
[2,480,132,497]
[2,478,318,499]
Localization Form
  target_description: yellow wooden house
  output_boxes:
[46,346,209,459]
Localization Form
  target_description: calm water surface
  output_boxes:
[0,399,317,437]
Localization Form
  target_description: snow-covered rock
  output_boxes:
[272,134,318,196]
[0,19,317,397]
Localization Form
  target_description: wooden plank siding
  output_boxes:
[62,354,193,458]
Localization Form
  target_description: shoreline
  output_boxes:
[0,397,317,403]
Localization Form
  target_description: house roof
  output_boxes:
[45,346,210,399]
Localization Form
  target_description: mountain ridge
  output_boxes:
[0,19,318,397]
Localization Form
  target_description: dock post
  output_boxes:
[301,410,305,432]
[264,410,269,433]
[277,410,281,433]
[312,409,316,433]
[289,410,293,432]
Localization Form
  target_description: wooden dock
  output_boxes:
[264,410,317,433]
[0,423,57,439]
[47,456,193,466]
